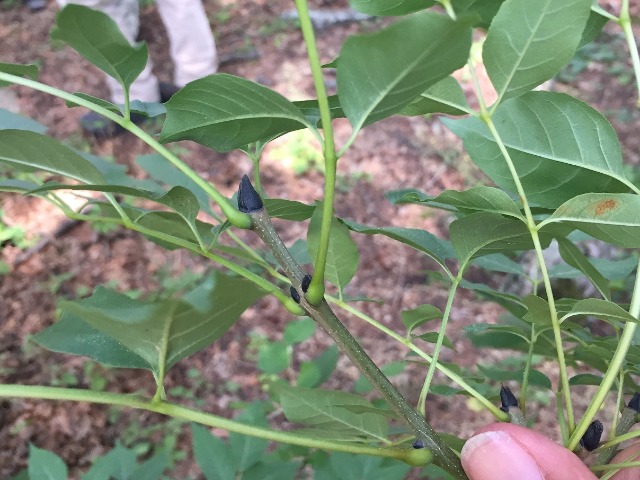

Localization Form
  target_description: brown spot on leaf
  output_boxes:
[594,199,618,216]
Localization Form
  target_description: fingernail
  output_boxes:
[461,430,543,480]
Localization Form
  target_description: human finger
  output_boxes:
[461,423,597,480]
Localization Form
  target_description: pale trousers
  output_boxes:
[56,0,218,103]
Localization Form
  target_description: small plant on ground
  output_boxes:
[3,0,640,478]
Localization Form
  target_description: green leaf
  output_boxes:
[337,11,472,131]
[415,332,455,350]
[50,273,264,376]
[399,76,470,116]
[401,304,443,334]
[0,62,38,87]
[557,237,610,300]
[307,206,359,290]
[275,384,388,442]
[460,280,527,317]
[32,183,207,247]
[0,130,105,183]
[541,194,640,247]
[28,445,67,480]
[242,461,299,480]
[258,341,290,374]
[348,0,435,15]
[353,362,405,395]
[130,451,169,480]
[434,187,523,218]
[548,255,637,282]
[82,442,137,480]
[192,424,234,480]
[229,405,269,472]
[293,96,345,128]
[477,365,552,389]
[343,220,454,271]
[483,0,592,101]
[284,317,316,344]
[264,198,315,221]
[0,108,46,133]
[569,373,603,386]
[561,298,638,327]
[297,345,339,388]
[160,74,309,152]
[451,0,506,29]
[464,322,531,343]
[472,254,524,276]
[0,179,40,193]
[450,212,540,266]
[135,211,216,250]
[578,9,609,49]
[522,295,553,326]
[316,453,410,480]
[34,312,151,370]
[52,5,147,93]
[444,92,633,208]
[136,154,212,214]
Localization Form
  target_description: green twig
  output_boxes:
[620,0,640,107]
[0,384,431,465]
[293,0,338,305]
[417,275,461,416]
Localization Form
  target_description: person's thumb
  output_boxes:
[461,424,597,480]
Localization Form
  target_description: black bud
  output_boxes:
[580,420,603,451]
[628,392,640,413]
[290,286,301,304]
[499,385,518,413]
[301,274,312,293]
[412,440,425,449]
[237,175,263,213]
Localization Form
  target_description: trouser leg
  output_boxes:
[155,0,218,87]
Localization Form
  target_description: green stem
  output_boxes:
[0,384,430,465]
[293,0,338,305]
[519,325,537,416]
[0,72,251,229]
[483,116,574,436]
[439,0,457,20]
[153,303,177,403]
[331,298,507,421]
[418,275,461,416]
[568,258,640,451]
[247,208,467,478]
[599,426,640,451]
[619,0,640,107]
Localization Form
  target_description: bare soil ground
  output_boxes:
[1,0,640,478]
